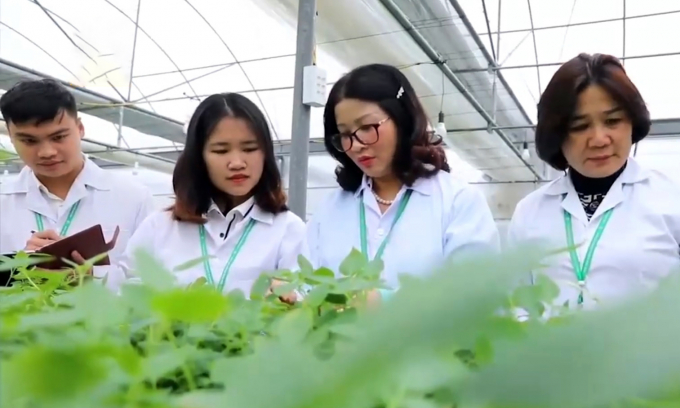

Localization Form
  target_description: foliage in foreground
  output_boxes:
[2,248,680,408]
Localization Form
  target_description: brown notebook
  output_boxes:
[33,224,120,270]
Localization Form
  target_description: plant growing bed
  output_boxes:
[1,248,680,408]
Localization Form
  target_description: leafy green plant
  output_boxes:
[1,246,680,408]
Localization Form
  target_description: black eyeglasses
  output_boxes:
[330,118,390,153]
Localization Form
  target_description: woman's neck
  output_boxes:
[569,161,627,195]
[214,193,251,215]
[371,175,402,201]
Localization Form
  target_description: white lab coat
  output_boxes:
[120,197,309,296]
[508,157,680,309]
[307,171,500,289]
[0,158,155,290]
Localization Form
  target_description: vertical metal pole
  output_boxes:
[288,0,316,219]
[118,0,142,148]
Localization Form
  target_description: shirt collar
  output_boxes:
[2,156,111,195]
[543,157,649,196]
[206,196,274,225]
[354,174,433,198]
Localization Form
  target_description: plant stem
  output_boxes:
[165,325,197,391]
[23,272,41,291]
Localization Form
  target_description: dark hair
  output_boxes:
[0,79,77,126]
[171,93,287,223]
[323,63,449,192]
[535,53,651,170]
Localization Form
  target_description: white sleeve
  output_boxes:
[443,184,501,258]
[98,191,157,292]
[305,214,322,269]
[506,199,533,321]
[133,189,156,230]
[118,213,159,281]
[276,214,310,272]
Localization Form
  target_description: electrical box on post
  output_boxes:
[302,65,327,107]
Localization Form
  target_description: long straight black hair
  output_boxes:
[171,93,287,223]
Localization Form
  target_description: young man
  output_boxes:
[0,79,156,290]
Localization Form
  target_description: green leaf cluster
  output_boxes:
[2,246,680,408]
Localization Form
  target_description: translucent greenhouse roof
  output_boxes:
[457,0,680,121]
[1,0,680,184]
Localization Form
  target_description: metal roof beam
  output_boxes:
[379,0,542,180]
[0,58,186,143]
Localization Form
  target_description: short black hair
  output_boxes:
[171,93,287,223]
[536,53,651,170]
[323,63,449,192]
[0,79,77,126]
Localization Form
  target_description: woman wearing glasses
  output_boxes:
[306,64,500,299]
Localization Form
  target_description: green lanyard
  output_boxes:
[563,208,614,304]
[198,218,256,292]
[359,190,412,261]
[34,201,81,236]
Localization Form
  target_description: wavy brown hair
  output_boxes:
[323,64,449,192]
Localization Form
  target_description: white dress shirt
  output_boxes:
[120,197,309,296]
[0,158,155,290]
[307,171,500,289]
[508,157,680,309]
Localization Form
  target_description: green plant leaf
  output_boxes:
[272,281,298,297]
[297,255,314,275]
[250,274,272,300]
[151,286,229,323]
[174,255,213,272]
[305,285,329,308]
[361,259,384,280]
[465,274,680,408]
[218,250,535,408]
[132,248,175,291]
[275,308,313,345]
[313,267,335,278]
[533,272,560,303]
[18,309,84,331]
[69,284,126,331]
[0,252,52,271]
[338,248,367,277]
[473,336,493,365]
[2,345,108,403]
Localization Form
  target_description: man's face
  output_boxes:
[8,111,84,178]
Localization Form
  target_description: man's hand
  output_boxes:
[70,251,93,277]
[24,230,61,251]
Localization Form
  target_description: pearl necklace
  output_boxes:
[372,190,394,205]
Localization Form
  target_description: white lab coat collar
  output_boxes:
[354,174,433,198]
[206,196,274,225]
[1,157,111,220]
[543,157,650,225]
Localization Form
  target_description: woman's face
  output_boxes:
[334,98,398,179]
[202,117,264,202]
[562,85,633,178]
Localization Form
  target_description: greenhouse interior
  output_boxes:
[1,0,680,241]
